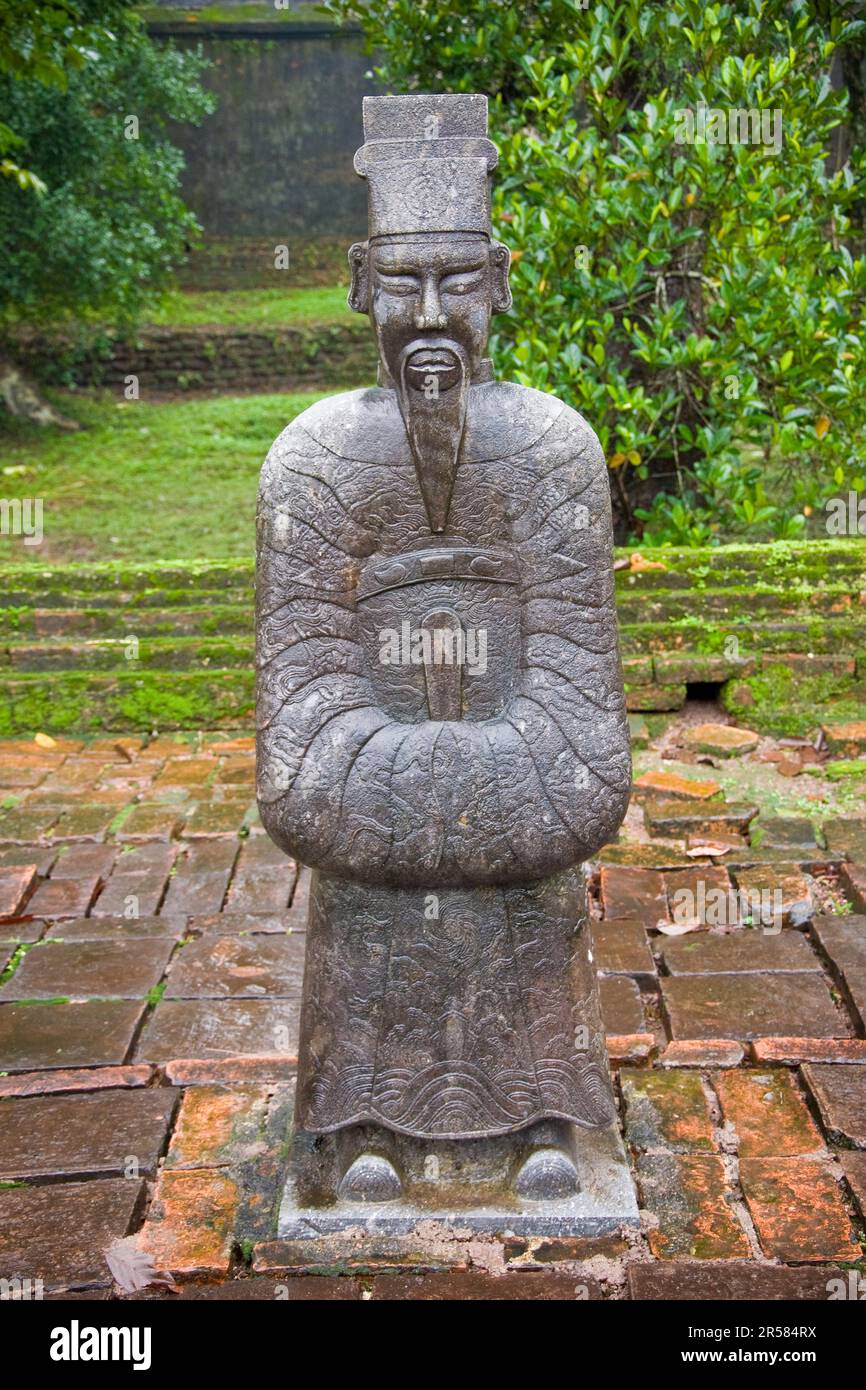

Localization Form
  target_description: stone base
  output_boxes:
[277,1122,638,1238]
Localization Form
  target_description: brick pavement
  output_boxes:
[0,724,864,1300]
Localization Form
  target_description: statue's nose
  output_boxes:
[415,276,447,331]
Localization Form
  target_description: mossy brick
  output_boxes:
[721,661,866,737]
[739,1158,858,1261]
[633,770,722,800]
[823,759,866,781]
[823,720,866,756]
[635,1153,749,1259]
[653,654,754,685]
[625,682,687,712]
[644,800,758,838]
[138,1167,240,1277]
[622,1069,716,1152]
[6,636,253,674]
[0,670,255,735]
[681,723,760,757]
[627,714,650,749]
[165,1084,271,1170]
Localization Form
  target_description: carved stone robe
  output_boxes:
[256,380,631,1139]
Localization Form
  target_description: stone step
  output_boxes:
[0,669,254,736]
[2,636,253,673]
[0,560,252,608]
[613,540,865,590]
[0,605,252,640]
[0,586,251,612]
[616,586,858,624]
[618,617,866,657]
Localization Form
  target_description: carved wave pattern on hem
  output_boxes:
[301,1056,616,1140]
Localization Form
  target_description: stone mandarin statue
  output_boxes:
[257,94,634,1230]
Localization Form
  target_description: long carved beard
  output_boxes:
[395,338,470,534]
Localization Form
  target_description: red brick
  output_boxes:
[0,1064,153,1098]
[715,1069,824,1156]
[752,1037,866,1065]
[840,1152,866,1222]
[600,865,667,923]
[839,861,866,912]
[633,771,722,800]
[802,1064,866,1147]
[658,1040,745,1069]
[24,875,99,920]
[629,1261,851,1300]
[592,918,656,984]
[605,1033,655,1064]
[739,1158,858,1261]
[226,868,296,915]
[0,863,37,920]
[661,973,850,1041]
[164,1055,297,1085]
[731,864,813,927]
[600,975,645,1033]
[663,866,733,928]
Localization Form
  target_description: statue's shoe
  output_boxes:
[514,1147,579,1201]
[338,1153,402,1203]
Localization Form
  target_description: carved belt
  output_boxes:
[356,546,518,603]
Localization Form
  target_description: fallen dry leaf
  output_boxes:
[656,916,702,936]
[104,1238,178,1294]
[685,843,732,858]
[34,732,56,750]
[629,551,667,572]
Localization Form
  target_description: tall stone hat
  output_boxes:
[354,93,498,237]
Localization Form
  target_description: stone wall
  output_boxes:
[1,542,863,734]
[146,12,377,288]
[10,322,377,394]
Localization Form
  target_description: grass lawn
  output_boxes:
[0,389,339,564]
[147,285,350,331]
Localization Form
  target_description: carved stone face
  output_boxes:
[349,231,511,389]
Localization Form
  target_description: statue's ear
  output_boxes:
[347,241,370,314]
[490,241,513,314]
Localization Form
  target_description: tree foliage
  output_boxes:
[329,0,866,543]
[0,1,214,328]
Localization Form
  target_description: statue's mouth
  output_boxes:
[404,344,462,394]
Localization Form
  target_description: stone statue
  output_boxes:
[257,93,636,1234]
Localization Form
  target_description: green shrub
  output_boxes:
[330,0,866,543]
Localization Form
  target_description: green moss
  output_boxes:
[824,759,866,781]
[721,662,866,737]
[0,670,254,735]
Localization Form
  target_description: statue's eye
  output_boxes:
[374,270,419,295]
[440,270,484,296]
